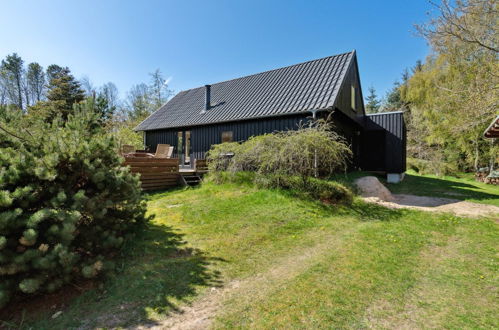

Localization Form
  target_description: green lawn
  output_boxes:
[388,171,499,206]
[332,170,499,206]
[7,178,499,329]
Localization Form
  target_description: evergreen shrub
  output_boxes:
[0,105,146,307]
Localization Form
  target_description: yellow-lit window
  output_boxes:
[351,85,356,110]
[222,131,233,143]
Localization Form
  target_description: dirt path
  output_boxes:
[363,194,499,218]
[137,228,357,330]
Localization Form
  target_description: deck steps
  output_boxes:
[181,174,203,187]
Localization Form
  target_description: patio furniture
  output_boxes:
[125,152,154,158]
[155,144,174,158]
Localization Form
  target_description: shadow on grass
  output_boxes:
[10,220,224,329]
[347,201,407,222]
[100,221,224,328]
[316,199,407,222]
[275,188,407,223]
[142,185,191,201]
[387,174,499,203]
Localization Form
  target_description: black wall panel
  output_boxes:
[362,112,406,173]
[145,114,313,162]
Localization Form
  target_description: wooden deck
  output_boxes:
[124,158,208,191]
[124,158,180,191]
[179,168,196,173]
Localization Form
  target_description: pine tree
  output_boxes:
[149,69,173,109]
[0,103,146,307]
[412,60,423,74]
[30,67,85,122]
[46,67,85,116]
[26,62,45,105]
[46,64,63,83]
[365,86,381,113]
[99,82,120,116]
[383,81,403,112]
[94,92,116,123]
[126,83,153,121]
[0,53,24,110]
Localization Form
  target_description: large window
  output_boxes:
[351,85,356,111]
[222,131,233,143]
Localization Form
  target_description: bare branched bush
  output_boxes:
[207,121,352,179]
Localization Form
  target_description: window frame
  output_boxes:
[221,131,233,143]
[351,85,356,111]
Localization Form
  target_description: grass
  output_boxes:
[332,170,499,206]
[6,176,499,329]
[388,171,499,206]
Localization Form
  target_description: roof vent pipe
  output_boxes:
[204,85,211,111]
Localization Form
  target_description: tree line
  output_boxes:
[0,54,173,148]
[365,0,497,175]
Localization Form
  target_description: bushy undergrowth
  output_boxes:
[0,104,146,307]
[206,123,353,205]
[257,174,353,204]
[407,157,457,176]
[207,122,352,178]
[208,171,353,205]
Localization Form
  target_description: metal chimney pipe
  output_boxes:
[204,85,211,111]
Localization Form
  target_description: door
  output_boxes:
[177,130,192,168]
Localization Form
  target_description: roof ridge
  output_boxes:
[135,50,358,131]
[179,50,355,93]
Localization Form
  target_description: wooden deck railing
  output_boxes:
[124,158,180,191]
[194,159,209,173]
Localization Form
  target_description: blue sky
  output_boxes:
[0,0,432,101]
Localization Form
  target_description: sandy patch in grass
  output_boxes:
[363,194,499,218]
[355,175,498,218]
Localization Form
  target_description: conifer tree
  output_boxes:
[0,53,24,110]
[365,86,381,113]
[46,64,63,83]
[382,81,403,112]
[46,67,85,119]
[30,67,85,122]
[0,101,146,306]
[26,62,46,105]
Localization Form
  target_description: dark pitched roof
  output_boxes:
[136,50,355,131]
[484,115,499,138]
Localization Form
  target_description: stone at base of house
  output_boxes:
[387,172,405,184]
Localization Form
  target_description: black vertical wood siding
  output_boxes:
[362,112,406,173]
[332,55,365,119]
[145,114,312,161]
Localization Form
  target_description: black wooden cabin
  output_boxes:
[136,50,406,180]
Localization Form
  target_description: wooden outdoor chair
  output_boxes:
[154,144,172,158]
[167,146,174,158]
